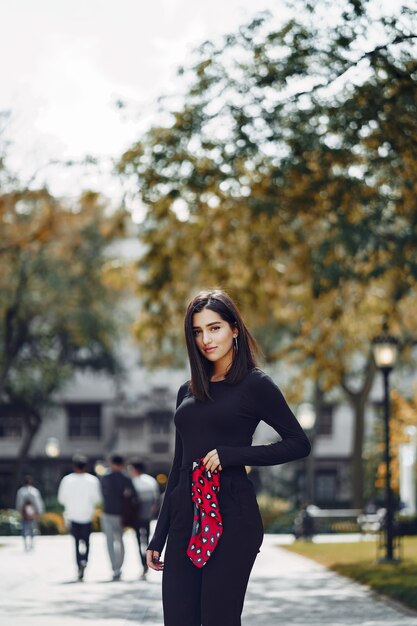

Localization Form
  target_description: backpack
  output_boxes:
[121,487,141,529]
[22,498,36,521]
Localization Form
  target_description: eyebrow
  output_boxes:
[192,321,223,330]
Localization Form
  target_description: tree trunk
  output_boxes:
[342,358,376,509]
[349,396,366,509]
[8,410,41,508]
[0,264,29,398]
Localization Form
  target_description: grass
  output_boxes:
[284,537,417,612]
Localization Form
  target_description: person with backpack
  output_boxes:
[15,475,44,551]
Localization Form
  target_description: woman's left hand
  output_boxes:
[204,449,222,473]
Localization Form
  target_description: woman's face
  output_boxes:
[192,307,237,368]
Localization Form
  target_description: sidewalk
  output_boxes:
[0,532,415,626]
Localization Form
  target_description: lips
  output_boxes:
[204,347,217,353]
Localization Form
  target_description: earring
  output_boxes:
[233,336,238,352]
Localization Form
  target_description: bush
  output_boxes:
[92,506,102,532]
[43,496,64,514]
[257,494,296,533]
[37,512,66,535]
[0,509,21,536]
[267,510,298,534]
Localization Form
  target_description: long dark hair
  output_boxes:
[184,289,261,401]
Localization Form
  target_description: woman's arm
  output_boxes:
[217,371,311,468]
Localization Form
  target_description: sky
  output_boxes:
[0,0,281,198]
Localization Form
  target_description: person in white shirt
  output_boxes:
[129,461,160,579]
[15,475,44,551]
[58,454,101,580]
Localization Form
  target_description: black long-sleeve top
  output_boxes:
[148,368,311,552]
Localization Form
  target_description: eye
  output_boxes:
[193,329,201,337]
[211,326,221,332]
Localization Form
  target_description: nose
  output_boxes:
[202,331,212,345]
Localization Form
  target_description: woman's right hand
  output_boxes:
[147,549,164,571]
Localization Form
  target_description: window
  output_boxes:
[315,470,338,502]
[316,405,334,436]
[152,441,170,454]
[67,404,101,439]
[0,407,24,439]
[149,411,171,435]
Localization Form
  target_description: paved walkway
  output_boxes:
[0,532,415,626]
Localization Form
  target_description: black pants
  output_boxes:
[162,467,263,626]
[70,521,92,568]
[135,520,151,567]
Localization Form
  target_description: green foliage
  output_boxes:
[43,496,64,513]
[256,493,293,531]
[264,510,298,534]
[0,145,129,502]
[337,561,417,610]
[118,0,417,507]
[0,510,21,536]
[119,0,417,373]
[0,187,125,411]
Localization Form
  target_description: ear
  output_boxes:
[233,324,238,338]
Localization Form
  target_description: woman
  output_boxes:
[147,289,311,626]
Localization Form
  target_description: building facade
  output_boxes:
[1,363,388,510]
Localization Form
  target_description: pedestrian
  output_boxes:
[294,502,314,541]
[15,475,44,552]
[146,289,311,626]
[129,461,160,579]
[101,453,136,581]
[57,453,101,580]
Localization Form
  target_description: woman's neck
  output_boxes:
[211,354,233,381]
[210,372,226,382]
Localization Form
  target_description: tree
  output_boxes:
[118,0,417,506]
[0,170,127,504]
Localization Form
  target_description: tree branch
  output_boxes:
[286,34,417,104]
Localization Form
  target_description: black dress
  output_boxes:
[148,368,311,626]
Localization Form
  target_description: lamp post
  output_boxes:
[94,459,107,477]
[372,329,399,562]
[45,437,60,458]
[44,437,60,499]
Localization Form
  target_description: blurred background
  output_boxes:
[1,0,417,537]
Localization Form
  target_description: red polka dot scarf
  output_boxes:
[187,458,223,568]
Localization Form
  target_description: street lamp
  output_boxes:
[297,403,317,431]
[372,328,400,562]
[45,437,60,458]
[94,459,107,477]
